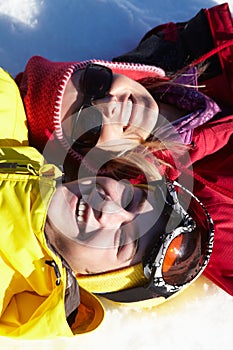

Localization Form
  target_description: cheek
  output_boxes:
[54,232,130,274]
[70,244,122,274]
[58,239,109,274]
[48,187,78,239]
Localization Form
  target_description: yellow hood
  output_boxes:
[0,68,28,146]
[0,146,104,339]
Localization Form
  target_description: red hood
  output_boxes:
[16,55,165,152]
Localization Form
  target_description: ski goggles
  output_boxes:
[142,180,214,297]
[71,63,113,150]
[102,180,214,302]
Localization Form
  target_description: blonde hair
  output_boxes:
[99,137,187,184]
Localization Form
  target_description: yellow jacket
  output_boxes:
[0,68,104,339]
[0,68,28,146]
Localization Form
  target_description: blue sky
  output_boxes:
[0,0,231,76]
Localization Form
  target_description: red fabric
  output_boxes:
[149,3,233,296]
[140,21,184,44]
[17,56,78,151]
[187,115,233,296]
[200,3,233,106]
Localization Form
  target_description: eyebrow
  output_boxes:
[117,189,148,261]
[137,188,148,213]
[117,224,140,263]
[129,235,140,260]
[132,186,160,255]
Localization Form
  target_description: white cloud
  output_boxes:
[0,0,43,27]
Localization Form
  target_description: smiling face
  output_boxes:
[46,176,165,274]
[93,73,159,147]
[61,68,159,152]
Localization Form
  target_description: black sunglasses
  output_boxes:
[71,63,113,150]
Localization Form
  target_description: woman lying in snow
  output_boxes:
[0,1,232,339]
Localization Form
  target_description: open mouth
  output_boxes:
[75,197,89,237]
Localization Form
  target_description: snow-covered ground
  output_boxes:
[0,1,233,349]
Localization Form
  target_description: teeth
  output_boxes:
[79,203,86,210]
[76,198,87,222]
[123,99,133,126]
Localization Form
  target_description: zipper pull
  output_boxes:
[45,260,61,286]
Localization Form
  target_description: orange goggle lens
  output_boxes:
[162,227,206,286]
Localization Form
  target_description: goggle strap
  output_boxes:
[97,284,168,303]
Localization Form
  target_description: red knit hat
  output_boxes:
[16,56,165,153]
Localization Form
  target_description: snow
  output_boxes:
[0,0,233,349]
[1,0,233,77]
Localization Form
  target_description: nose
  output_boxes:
[92,96,123,144]
[98,199,135,228]
[94,96,134,147]
[92,95,118,120]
